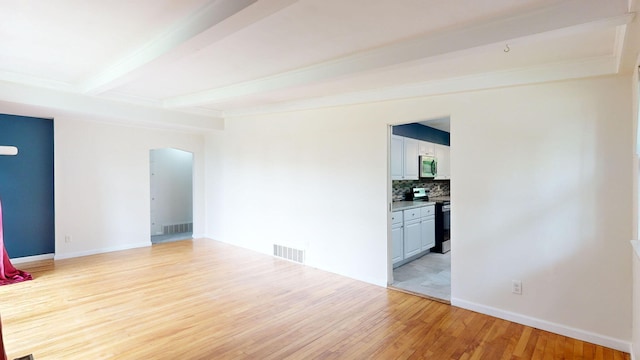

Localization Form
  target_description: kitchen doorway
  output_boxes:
[389,117,452,303]
[150,148,194,244]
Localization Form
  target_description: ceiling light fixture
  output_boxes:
[0,146,18,156]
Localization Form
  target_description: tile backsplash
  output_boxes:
[392,179,450,201]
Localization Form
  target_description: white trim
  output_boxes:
[632,240,640,260]
[54,242,150,261]
[10,253,54,264]
[0,70,76,93]
[451,297,632,353]
[613,24,628,73]
[634,241,640,360]
[169,107,223,119]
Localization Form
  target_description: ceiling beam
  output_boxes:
[223,55,618,118]
[616,14,640,73]
[0,80,223,131]
[163,0,631,109]
[80,0,299,95]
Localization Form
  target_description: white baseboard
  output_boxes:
[451,297,631,353]
[192,233,205,239]
[54,242,151,260]
[10,253,54,264]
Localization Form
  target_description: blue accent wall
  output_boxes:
[0,114,54,258]
[393,123,450,146]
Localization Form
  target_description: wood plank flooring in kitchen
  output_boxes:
[0,239,629,359]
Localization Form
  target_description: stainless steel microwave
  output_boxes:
[420,156,437,178]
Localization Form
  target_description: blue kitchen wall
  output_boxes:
[0,114,54,258]
[393,123,450,145]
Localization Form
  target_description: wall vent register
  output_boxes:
[273,244,305,264]
[162,222,193,235]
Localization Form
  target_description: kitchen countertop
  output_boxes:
[429,196,451,202]
[393,195,450,211]
[392,200,436,211]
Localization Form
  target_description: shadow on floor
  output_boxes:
[151,232,193,244]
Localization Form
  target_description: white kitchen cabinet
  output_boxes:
[418,141,435,156]
[390,135,404,180]
[434,144,450,180]
[421,218,435,251]
[391,211,404,264]
[420,205,436,251]
[403,219,422,258]
[403,207,421,222]
[391,135,419,180]
[393,204,436,267]
[403,138,419,180]
[403,207,422,258]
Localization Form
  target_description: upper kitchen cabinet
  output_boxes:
[418,141,435,156]
[403,138,419,179]
[391,135,419,180]
[434,144,450,180]
[391,135,404,179]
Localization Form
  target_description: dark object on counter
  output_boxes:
[404,191,414,201]
[433,201,451,253]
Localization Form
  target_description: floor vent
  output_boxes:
[163,223,193,235]
[273,244,305,264]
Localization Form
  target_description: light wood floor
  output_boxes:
[0,239,629,360]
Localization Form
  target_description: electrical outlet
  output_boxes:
[512,280,522,295]
[64,235,72,243]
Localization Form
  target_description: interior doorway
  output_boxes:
[150,148,194,244]
[388,117,451,303]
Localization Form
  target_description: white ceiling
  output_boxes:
[0,0,638,125]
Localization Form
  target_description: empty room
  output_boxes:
[0,1,639,359]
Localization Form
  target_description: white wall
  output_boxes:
[206,75,633,350]
[54,116,205,259]
[633,245,640,359]
[150,148,193,235]
[450,77,632,349]
[206,112,389,285]
[632,51,640,360]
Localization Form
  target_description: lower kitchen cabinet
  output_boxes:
[421,205,435,251]
[421,216,435,251]
[404,219,422,258]
[392,204,436,268]
[391,211,404,264]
